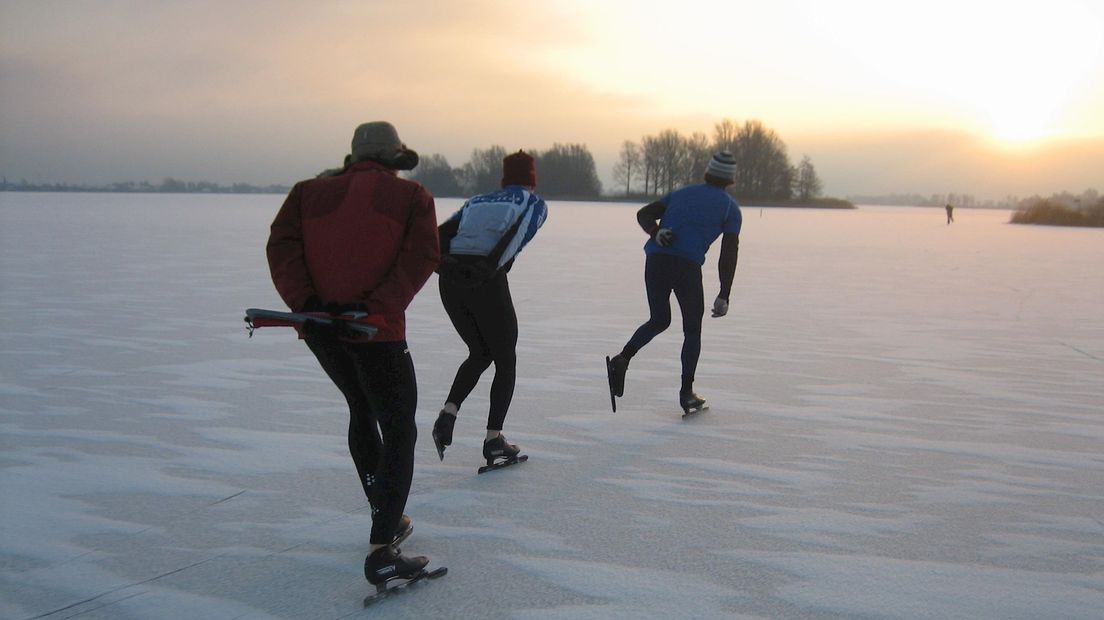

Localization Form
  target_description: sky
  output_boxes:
[1,0,1102,199]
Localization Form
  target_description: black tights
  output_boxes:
[623,253,704,385]
[439,271,518,431]
[306,338,417,545]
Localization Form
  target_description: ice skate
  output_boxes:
[478,435,528,473]
[364,544,428,588]
[606,354,629,412]
[432,410,455,461]
[679,391,708,417]
[362,544,447,606]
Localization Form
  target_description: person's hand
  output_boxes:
[655,228,675,247]
[301,319,340,342]
[711,296,729,318]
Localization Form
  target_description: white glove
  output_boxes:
[711,296,729,318]
[655,228,675,247]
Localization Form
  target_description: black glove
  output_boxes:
[301,318,338,342]
[711,296,729,318]
[654,228,675,247]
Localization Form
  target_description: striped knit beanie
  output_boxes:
[706,151,737,181]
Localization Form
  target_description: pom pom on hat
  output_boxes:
[501,150,537,187]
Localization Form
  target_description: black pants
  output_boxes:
[305,338,417,545]
[624,252,704,381]
[439,270,518,431]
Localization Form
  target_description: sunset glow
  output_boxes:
[1,0,1101,197]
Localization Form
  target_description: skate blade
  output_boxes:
[681,406,709,418]
[392,523,412,548]
[364,567,448,606]
[478,454,528,474]
[432,430,446,461]
[605,356,618,412]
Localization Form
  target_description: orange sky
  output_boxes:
[2,0,1102,198]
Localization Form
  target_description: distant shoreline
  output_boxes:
[1,186,855,208]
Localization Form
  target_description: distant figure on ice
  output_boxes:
[607,151,743,416]
[432,151,548,470]
[266,121,440,588]
[946,203,955,224]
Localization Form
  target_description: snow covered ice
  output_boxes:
[1,192,1102,619]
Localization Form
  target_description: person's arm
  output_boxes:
[717,233,739,299]
[364,186,441,314]
[266,182,318,312]
[636,200,666,236]
[437,215,460,256]
[711,232,739,318]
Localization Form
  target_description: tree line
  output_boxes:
[409,143,602,199]
[613,119,822,201]
[4,118,824,201]
[0,177,290,194]
[410,118,823,202]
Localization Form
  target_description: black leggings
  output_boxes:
[624,252,704,380]
[439,271,518,431]
[306,338,417,545]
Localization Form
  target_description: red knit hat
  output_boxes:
[501,150,536,187]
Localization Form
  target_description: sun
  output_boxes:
[981,91,1062,147]
[988,110,1054,146]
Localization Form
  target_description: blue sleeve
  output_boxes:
[517,197,546,250]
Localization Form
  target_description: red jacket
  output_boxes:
[266,160,440,341]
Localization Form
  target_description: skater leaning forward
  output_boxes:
[433,151,548,468]
[266,121,440,587]
[607,151,742,415]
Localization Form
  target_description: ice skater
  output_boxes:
[607,151,743,415]
[266,121,441,589]
[432,151,548,470]
[946,203,955,224]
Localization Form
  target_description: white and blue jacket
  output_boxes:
[442,186,547,269]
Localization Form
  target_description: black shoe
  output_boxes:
[607,354,629,397]
[679,391,706,414]
[432,411,455,461]
[482,435,521,465]
[392,514,412,547]
[364,545,428,586]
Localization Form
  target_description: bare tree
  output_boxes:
[612,140,642,196]
[457,145,507,195]
[731,120,792,200]
[648,129,689,194]
[534,143,602,198]
[685,132,712,185]
[793,155,823,201]
[712,118,739,153]
[409,153,462,197]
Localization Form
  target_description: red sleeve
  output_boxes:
[364,186,440,314]
[266,182,316,312]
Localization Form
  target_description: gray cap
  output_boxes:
[351,121,406,162]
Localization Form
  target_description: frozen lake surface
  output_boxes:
[1,192,1102,619]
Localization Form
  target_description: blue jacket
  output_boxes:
[644,183,741,265]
